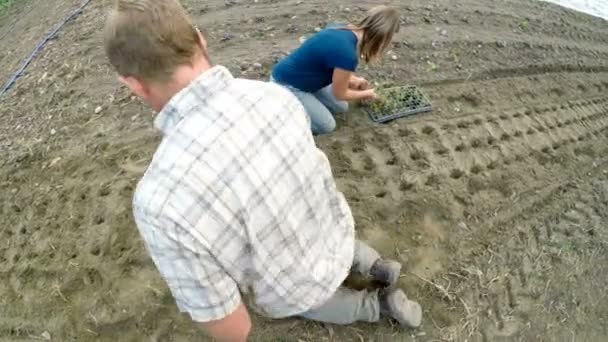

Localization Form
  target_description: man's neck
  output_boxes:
[154,58,212,111]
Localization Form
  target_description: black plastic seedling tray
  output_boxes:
[364,86,433,123]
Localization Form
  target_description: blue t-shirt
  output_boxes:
[271,28,358,92]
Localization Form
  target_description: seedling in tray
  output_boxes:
[365,86,432,123]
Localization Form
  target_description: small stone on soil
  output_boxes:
[49,157,61,168]
[252,62,263,70]
[94,106,103,114]
[50,129,57,135]
[221,32,235,42]
[457,221,469,231]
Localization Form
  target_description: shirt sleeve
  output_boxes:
[133,208,241,322]
[325,32,358,72]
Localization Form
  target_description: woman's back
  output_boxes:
[271,28,358,92]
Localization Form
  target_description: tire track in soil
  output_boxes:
[412,64,608,88]
[436,171,608,341]
[324,95,608,195]
[380,105,608,339]
[319,67,608,339]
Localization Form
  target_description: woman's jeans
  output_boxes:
[270,78,348,135]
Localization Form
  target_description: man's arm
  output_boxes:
[132,208,250,340]
[200,303,251,342]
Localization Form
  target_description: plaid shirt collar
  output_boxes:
[154,65,233,135]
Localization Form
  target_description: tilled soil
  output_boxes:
[1,0,607,341]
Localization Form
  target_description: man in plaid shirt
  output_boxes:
[104,1,421,340]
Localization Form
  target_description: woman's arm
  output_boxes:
[332,69,376,101]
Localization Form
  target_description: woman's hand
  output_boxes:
[333,69,376,102]
[361,88,378,101]
[349,76,369,90]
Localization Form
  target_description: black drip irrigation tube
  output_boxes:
[0,0,93,98]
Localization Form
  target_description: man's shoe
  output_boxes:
[370,259,401,287]
[379,289,422,328]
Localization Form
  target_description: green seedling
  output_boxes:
[0,0,13,8]
[366,86,430,118]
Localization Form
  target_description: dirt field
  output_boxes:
[1,0,608,341]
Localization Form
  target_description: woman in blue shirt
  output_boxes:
[271,6,400,134]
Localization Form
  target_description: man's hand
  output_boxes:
[200,303,251,342]
[349,75,369,90]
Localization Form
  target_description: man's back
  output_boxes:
[133,66,355,322]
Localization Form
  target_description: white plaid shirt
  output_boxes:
[132,66,355,322]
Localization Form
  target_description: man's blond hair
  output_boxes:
[104,0,203,82]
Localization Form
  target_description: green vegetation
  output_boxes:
[519,19,530,32]
[0,0,15,10]
[426,60,439,72]
[366,86,431,116]
[448,47,462,63]
[560,240,579,253]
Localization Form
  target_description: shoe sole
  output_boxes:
[387,289,422,328]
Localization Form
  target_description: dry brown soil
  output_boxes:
[1,0,608,341]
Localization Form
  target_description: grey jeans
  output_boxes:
[300,240,382,324]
